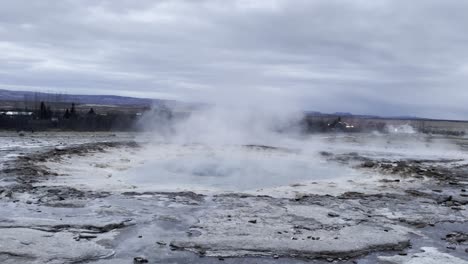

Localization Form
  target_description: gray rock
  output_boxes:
[134,257,149,263]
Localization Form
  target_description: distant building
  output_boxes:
[5,111,34,116]
[327,117,356,131]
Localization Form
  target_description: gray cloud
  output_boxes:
[0,0,467,119]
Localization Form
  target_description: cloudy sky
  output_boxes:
[1,0,467,119]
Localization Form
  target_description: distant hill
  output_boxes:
[0,89,163,106]
[0,89,433,120]
[305,110,427,121]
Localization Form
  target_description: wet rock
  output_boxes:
[338,192,366,199]
[290,183,306,187]
[328,212,340,218]
[55,146,66,151]
[319,151,333,157]
[294,193,310,201]
[446,232,468,244]
[379,247,468,264]
[361,161,376,168]
[122,191,205,203]
[134,257,149,263]
[380,179,400,183]
[171,224,410,259]
[0,228,114,263]
[42,220,133,234]
[169,242,183,251]
[74,234,98,241]
[399,218,427,228]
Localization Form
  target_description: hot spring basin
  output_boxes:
[114,144,358,192]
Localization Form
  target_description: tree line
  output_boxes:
[1,101,140,131]
[38,101,95,120]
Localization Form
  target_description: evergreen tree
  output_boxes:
[63,109,70,119]
[39,101,46,119]
[70,103,77,119]
[46,106,52,119]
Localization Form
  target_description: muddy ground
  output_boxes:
[0,132,467,264]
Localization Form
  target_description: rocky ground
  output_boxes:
[0,132,467,263]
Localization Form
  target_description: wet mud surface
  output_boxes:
[0,133,467,263]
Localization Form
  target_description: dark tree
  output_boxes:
[39,101,47,119]
[63,108,70,119]
[46,106,52,119]
[70,103,77,119]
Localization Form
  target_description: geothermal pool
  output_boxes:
[41,133,468,194]
[114,145,361,191]
[43,143,361,193]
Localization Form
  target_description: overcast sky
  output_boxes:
[1,0,467,119]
